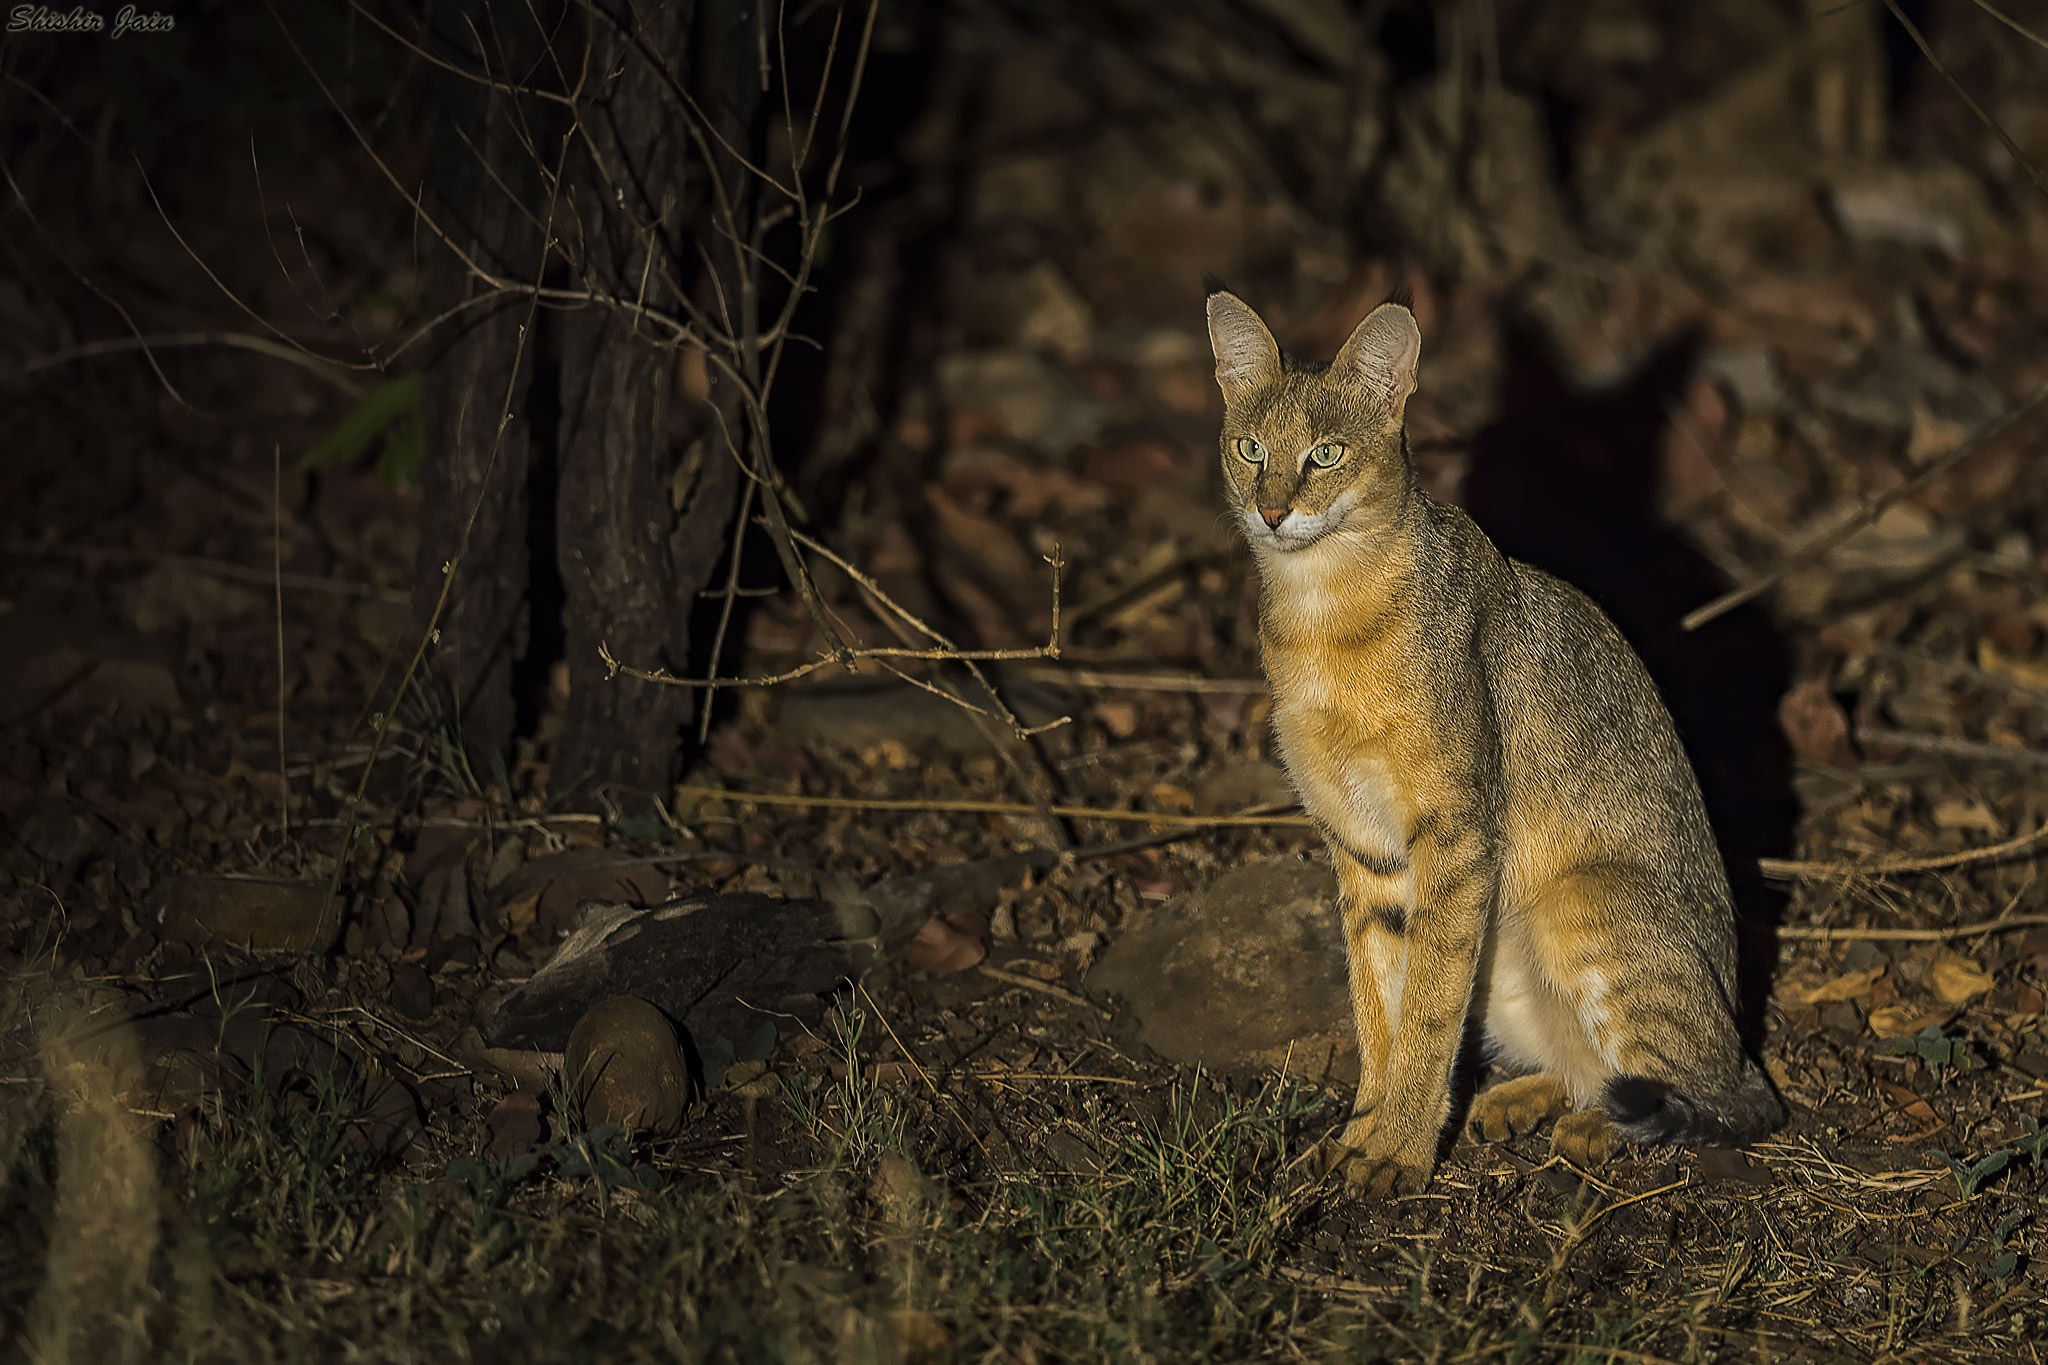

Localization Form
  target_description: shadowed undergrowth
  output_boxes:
[1,987,2020,1364]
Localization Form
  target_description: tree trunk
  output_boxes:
[413,21,546,775]
[416,1,760,807]
[552,0,755,802]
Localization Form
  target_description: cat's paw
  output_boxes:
[1550,1109,1621,1168]
[1317,1122,1433,1198]
[1326,1144,1433,1199]
[1467,1074,1569,1143]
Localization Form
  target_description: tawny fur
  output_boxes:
[1206,291,1782,1197]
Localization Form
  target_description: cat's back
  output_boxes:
[1483,549,1730,913]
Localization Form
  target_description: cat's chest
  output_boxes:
[1270,701,1410,867]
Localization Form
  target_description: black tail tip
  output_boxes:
[1603,1075,1668,1129]
[1601,1072,1785,1148]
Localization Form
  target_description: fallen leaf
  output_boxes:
[1796,965,1884,1005]
[1094,701,1139,738]
[1929,951,1994,1005]
[2015,983,2044,1016]
[1930,799,2003,835]
[1874,1078,1936,1122]
[1978,639,2048,691]
[861,739,914,769]
[902,914,986,975]
[1867,1003,1943,1038]
[1147,782,1195,814]
[1906,408,1965,463]
[1777,680,1856,767]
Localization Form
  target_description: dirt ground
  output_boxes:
[7,2,2048,1361]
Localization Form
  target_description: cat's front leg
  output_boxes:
[1339,809,1498,1197]
[1318,839,1415,1166]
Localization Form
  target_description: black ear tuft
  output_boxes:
[1385,283,1416,311]
[1202,271,1234,299]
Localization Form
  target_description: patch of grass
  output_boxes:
[0,991,2032,1361]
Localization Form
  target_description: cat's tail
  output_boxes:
[1601,1065,1785,1148]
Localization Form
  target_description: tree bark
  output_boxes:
[416,1,760,806]
[413,20,546,772]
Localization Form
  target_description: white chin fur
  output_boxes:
[1241,497,1350,553]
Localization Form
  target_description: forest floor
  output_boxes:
[8,2,2048,1361]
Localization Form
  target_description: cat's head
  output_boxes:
[1205,290,1419,556]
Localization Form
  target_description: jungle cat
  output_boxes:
[1205,289,1783,1197]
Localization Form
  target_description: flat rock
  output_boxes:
[1088,856,1355,1081]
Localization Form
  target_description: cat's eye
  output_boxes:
[1308,442,1346,468]
[1234,437,1265,464]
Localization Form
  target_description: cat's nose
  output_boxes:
[1259,506,1291,529]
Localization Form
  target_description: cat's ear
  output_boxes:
[1206,291,1282,403]
[1334,303,1421,412]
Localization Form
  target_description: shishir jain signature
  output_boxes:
[7,4,176,36]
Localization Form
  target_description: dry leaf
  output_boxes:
[1147,782,1196,814]
[1796,965,1884,1005]
[1907,408,1965,463]
[1867,1003,1943,1038]
[1094,701,1139,738]
[903,914,986,975]
[1777,680,1856,767]
[1931,798,2003,834]
[1874,1078,1936,1122]
[1978,639,2048,691]
[1928,951,1994,1005]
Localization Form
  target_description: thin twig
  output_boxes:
[1776,913,2048,943]
[1760,815,2048,880]
[601,639,1062,688]
[0,541,407,602]
[976,963,1107,1014]
[604,536,1066,706]
[1965,0,2048,53]
[793,525,1065,737]
[272,444,289,838]
[1561,1175,1691,1247]
[1854,725,2048,769]
[672,783,1312,829]
[1016,666,1265,694]
[854,981,990,1160]
[697,476,760,743]
[1682,379,2048,630]
[19,331,365,397]
[0,157,189,409]
[1882,0,2048,206]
